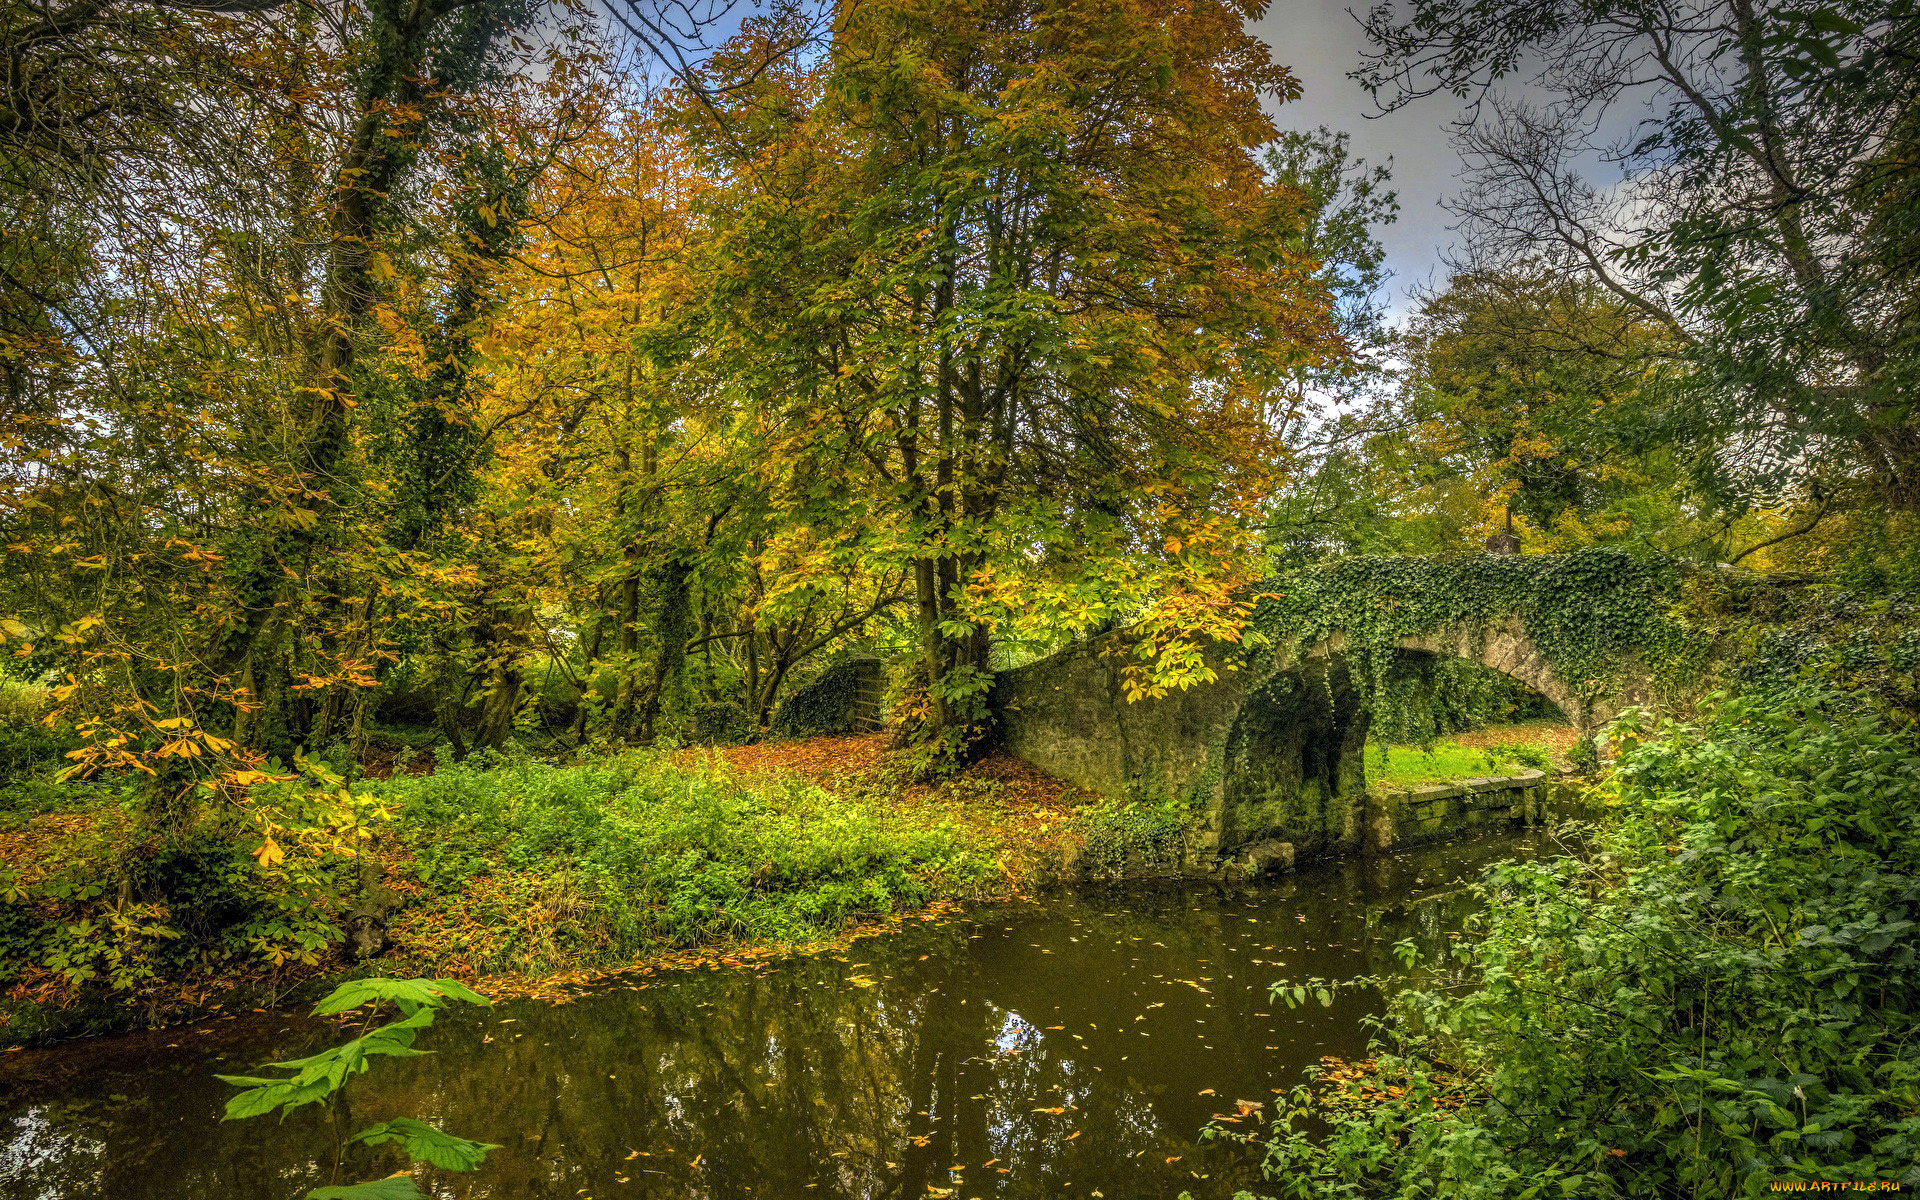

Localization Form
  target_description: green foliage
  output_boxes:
[1567,733,1601,776]
[1363,738,1546,788]
[1235,688,1920,1195]
[1069,800,1188,878]
[1683,572,1920,718]
[1366,656,1557,745]
[0,680,69,801]
[1503,741,1551,770]
[0,678,51,726]
[372,750,993,971]
[1255,549,1692,729]
[686,700,755,746]
[351,1117,496,1172]
[1,824,350,995]
[220,976,495,1200]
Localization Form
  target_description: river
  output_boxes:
[0,832,1550,1200]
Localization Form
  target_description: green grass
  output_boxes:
[1365,737,1550,788]
[369,749,1001,976]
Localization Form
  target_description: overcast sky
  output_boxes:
[1249,0,1471,319]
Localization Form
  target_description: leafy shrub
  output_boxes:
[0,678,52,726]
[0,680,69,795]
[1503,740,1551,770]
[1369,656,1559,745]
[687,700,755,746]
[7,824,351,995]
[1069,800,1187,878]
[1240,689,1920,1195]
[370,751,994,973]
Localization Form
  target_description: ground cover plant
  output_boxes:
[1362,736,1552,788]
[1233,687,1920,1196]
[0,743,1010,1041]
[371,750,1000,977]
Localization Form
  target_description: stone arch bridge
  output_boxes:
[990,610,1657,866]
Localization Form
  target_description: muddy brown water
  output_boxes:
[0,833,1553,1200]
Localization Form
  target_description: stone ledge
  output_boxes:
[1379,769,1545,800]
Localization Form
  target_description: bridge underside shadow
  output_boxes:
[1216,657,1369,858]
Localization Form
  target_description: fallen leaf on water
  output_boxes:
[1198,1089,1216,1096]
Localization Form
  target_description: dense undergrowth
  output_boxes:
[0,736,1002,1042]
[371,751,997,976]
[1231,687,1920,1196]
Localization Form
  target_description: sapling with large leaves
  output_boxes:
[217,977,498,1200]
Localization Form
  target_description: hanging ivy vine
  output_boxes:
[769,655,886,739]
[1239,549,1920,737]
[1246,549,1694,731]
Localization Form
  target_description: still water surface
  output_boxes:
[0,833,1546,1200]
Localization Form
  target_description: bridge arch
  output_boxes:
[991,607,1656,864]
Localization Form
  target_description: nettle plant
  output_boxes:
[218,977,496,1199]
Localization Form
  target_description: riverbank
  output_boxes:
[1227,689,1920,1195]
[0,736,1092,1047]
[2,720,1578,1049]
[0,829,1546,1200]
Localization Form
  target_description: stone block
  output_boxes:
[1236,839,1297,877]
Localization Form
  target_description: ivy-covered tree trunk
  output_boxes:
[636,557,693,744]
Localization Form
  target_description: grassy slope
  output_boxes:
[1364,721,1569,787]
[1,735,1086,1040]
[369,747,1018,982]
